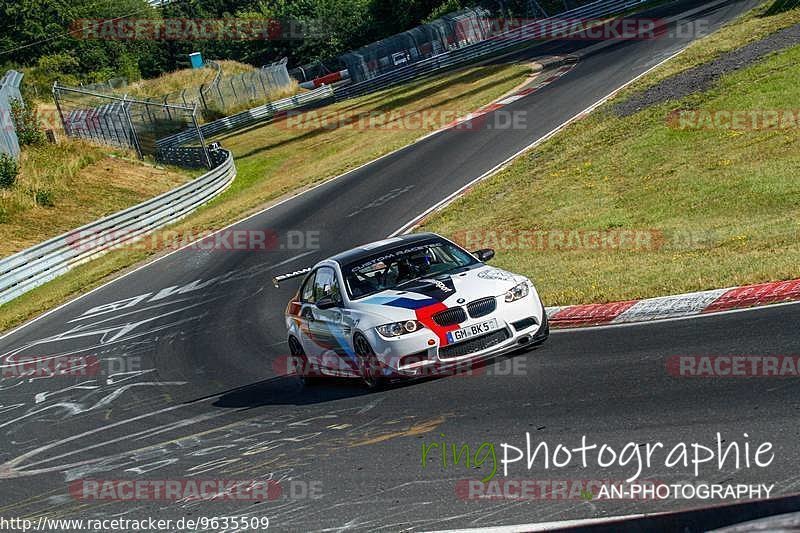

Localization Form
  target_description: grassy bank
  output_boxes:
[422,7,800,305]
[0,61,532,331]
[0,141,192,257]
[123,60,256,98]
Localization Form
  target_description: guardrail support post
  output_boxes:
[121,96,143,159]
[192,103,212,169]
[52,82,70,136]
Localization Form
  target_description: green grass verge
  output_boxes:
[0,141,193,257]
[0,62,532,332]
[421,7,800,306]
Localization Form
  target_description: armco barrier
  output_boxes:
[0,148,236,305]
[157,85,333,150]
[0,70,24,158]
[334,0,649,100]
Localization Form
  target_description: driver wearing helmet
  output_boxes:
[396,248,435,284]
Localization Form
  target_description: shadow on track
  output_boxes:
[208,349,537,408]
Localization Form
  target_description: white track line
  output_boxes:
[427,513,653,532]
[391,44,692,236]
[0,22,730,340]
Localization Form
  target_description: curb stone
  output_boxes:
[546,279,800,329]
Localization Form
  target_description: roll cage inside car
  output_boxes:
[342,238,478,300]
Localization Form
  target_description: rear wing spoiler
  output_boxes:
[272,267,312,288]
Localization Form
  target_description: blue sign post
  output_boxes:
[189,52,204,69]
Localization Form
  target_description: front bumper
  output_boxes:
[366,290,548,379]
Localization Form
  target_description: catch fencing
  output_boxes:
[340,8,493,83]
[197,59,294,118]
[157,84,333,150]
[0,70,24,158]
[334,0,650,100]
[53,82,210,165]
[142,59,295,120]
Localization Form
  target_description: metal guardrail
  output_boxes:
[334,0,649,100]
[7,0,651,305]
[0,148,236,305]
[0,70,24,158]
[157,85,334,149]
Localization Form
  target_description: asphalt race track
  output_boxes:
[2,1,796,530]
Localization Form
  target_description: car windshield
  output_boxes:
[343,239,477,299]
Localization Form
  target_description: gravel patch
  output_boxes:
[614,22,800,116]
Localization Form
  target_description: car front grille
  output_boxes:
[467,297,497,319]
[432,307,467,327]
[439,329,510,359]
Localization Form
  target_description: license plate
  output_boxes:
[447,319,499,343]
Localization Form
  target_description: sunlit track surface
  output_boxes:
[1,1,789,530]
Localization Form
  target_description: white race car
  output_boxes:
[273,232,548,388]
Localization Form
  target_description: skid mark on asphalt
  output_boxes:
[348,416,447,447]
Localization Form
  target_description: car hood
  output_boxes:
[350,265,526,321]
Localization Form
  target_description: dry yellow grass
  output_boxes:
[0,62,532,330]
[0,140,192,257]
[124,60,257,98]
[423,8,800,306]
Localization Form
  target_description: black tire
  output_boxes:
[353,334,384,390]
[288,336,321,387]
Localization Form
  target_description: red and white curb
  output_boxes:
[546,279,800,329]
[443,64,575,130]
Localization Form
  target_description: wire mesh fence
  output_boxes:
[53,82,211,167]
[340,8,492,83]
[0,70,24,158]
[132,59,295,121]
[197,59,294,119]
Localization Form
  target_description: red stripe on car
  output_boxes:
[415,302,460,346]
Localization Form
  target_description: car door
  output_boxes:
[299,267,349,369]
[295,270,320,361]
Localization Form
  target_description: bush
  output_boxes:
[0,154,18,188]
[10,98,46,147]
[34,189,55,207]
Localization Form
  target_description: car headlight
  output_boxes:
[376,320,423,337]
[505,281,529,302]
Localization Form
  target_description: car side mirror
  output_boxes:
[316,296,339,310]
[473,248,495,262]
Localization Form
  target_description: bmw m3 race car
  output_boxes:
[273,232,548,388]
